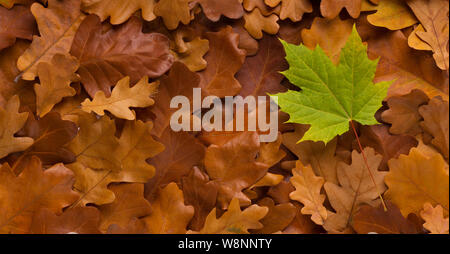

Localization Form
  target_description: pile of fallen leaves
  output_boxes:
[0,0,448,234]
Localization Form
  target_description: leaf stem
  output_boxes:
[350,120,387,212]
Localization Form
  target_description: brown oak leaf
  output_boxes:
[70,14,173,98]
[0,5,36,51]
[0,157,79,233]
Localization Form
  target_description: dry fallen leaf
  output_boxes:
[385,147,449,217]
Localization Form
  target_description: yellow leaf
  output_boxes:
[367,0,418,30]
[81,76,158,120]
[408,24,433,51]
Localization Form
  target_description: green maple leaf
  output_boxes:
[271,27,392,144]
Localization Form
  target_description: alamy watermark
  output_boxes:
[169,88,279,142]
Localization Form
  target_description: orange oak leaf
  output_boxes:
[17,0,85,81]
[0,40,35,110]
[407,0,449,70]
[68,117,163,206]
[236,34,288,97]
[154,0,193,30]
[0,5,36,51]
[81,76,158,120]
[324,148,387,232]
[265,0,312,22]
[244,8,279,40]
[381,89,429,136]
[173,29,209,71]
[420,203,449,234]
[30,207,101,234]
[143,182,194,234]
[385,147,449,216]
[0,0,34,8]
[0,96,33,159]
[99,183,151,232]
[0,157,79,233]
[188,198,268,234]
[34,54,79,117]
[67,113,120,172]
[366,0,418,30]
[244,0,280,17]
[196,0,244,22]
[205,132,269,209]
[352,201,421,234]
[70,14,173,97]
[81,0,157,25]
[301,17,353,64]
[419,96,449,159]
[7,112,78,175]
[181,167,218,231]
[290,161,328,225]
[320,0,362,19]
[200,26,246,97]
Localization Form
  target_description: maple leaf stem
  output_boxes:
[350,120,388,212]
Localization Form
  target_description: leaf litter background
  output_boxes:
[0,0,449,234]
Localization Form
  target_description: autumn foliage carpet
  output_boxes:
[0,0,449,234]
